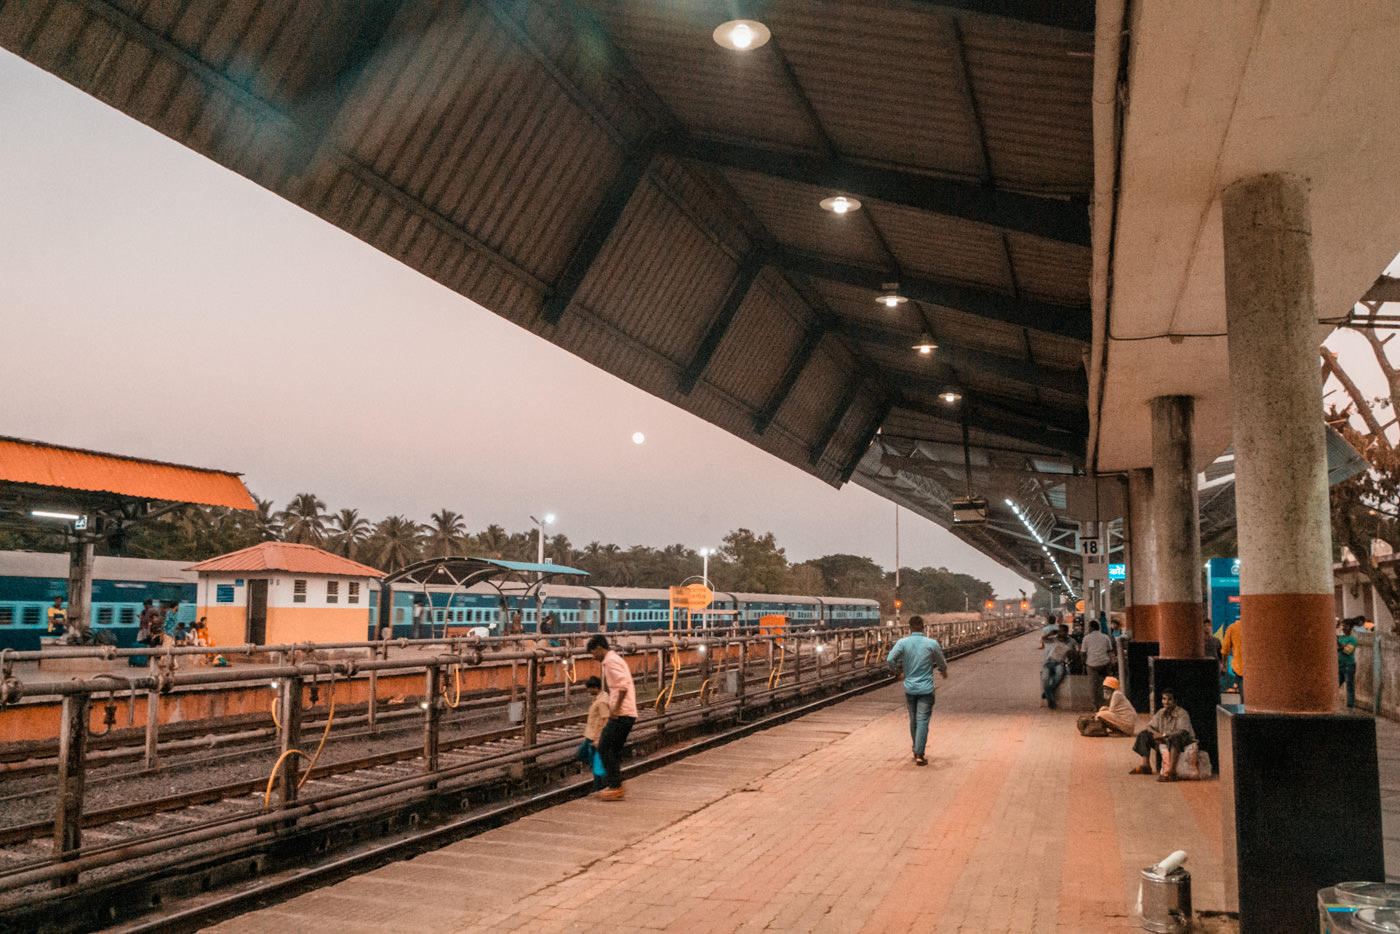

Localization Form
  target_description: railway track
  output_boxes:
[0,622,1033,933]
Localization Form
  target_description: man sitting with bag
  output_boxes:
[1128,688,1195,782]
[1076,675,1137,736]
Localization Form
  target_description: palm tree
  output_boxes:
[476,523,509,558]
[279,493,328,545]
[252,497,283,542]
[426,509,466,558]
[328,508,372,559]
[367,515,423,572]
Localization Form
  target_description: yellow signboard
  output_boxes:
[669,584,714,610]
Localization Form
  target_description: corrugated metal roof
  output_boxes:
[0,437,257,511]
[188,542,382,577]
[0,0,1098,590]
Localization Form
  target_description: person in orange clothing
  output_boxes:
[1221,617,1245,702]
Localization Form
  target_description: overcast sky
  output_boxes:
[0,50,1045,596]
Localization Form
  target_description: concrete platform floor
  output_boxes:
[204,632,1397,933]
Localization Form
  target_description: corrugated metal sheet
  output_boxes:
[187,542,382,576]
[0,437,257,510]
[0,0,1096,583]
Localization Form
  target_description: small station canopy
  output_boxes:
[0,435,257,524]
[383,556,589,590]
[0,436,256,637]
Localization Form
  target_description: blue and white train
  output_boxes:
[0,551,882,650]
[377,584,881,639]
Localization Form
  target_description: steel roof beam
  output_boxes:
[678,252,765,395]
[810,378,868,468]
[664,139,1089,247]
[543,137,658,324]
[839,396,895,485]
[841,323,1087,397]
[768,248,1091,342]
[754,322,828,435]
[895,397,1085,458]
[905,1,1096,32]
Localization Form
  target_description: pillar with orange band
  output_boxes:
[1124,468,1157,641]
[1222,174,1336,712]
[1149,395,1204,659]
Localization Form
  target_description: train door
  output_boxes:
[245,579,268,644]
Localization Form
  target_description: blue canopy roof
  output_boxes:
[381,555,588,589]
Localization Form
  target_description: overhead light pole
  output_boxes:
[699,548,713,588]
[530,513,555,565]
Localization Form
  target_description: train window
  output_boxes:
[293,580,307,603]
[97,606,113,625]
[121,606,136,625]
[395,608,405,624]
[326,581,339,604]
[348,582,361,604]
[23,606,41,626]
[0,607,11,625]
[216,585,235,603]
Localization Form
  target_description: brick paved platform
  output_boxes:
[205,632,1396,933]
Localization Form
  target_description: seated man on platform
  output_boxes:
[1129,688,1194,782]
[1076,676,1137,736]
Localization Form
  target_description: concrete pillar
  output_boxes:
[1221,173,1335,712]
[1150,396,1204,658]
[66,538,94,636]
[1125,468,1157,640]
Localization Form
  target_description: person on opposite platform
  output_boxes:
[1080,620,1115,710]
[46,597,67,636]
[1338,617,1359,709]
[886,616,948,767]
[1076,675,1137,736]
[588,635,636,800]
[1129,688,1195,782]
[1221,617,1245,700]
[580,676,610,792]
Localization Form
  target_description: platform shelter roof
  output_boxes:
[188,542,383,578]
[384,557,589,590]
[0,437,256,512]
[0,2,1096,595]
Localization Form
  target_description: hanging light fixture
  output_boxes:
[713,19,770,51]
[912,335,937,355]
[938,386,962,403]
[876,283,907,308]
[819,195,861,215]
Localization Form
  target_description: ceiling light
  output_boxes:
[938,387,962,403]
[31,510,81,521]
[819,195,861,215]
[713,19,770,51]
[876,283,907,308]
[912,335,937,355]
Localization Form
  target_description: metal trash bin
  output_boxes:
[1140,866,1192,933]
[1319,881,1400,933]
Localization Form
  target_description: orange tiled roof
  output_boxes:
[188,542,382,577]
[0,436,256,510]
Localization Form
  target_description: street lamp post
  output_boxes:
[699,548,713,588]
[530,513,555,567]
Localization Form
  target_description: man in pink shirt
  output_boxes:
[588,635,637,800]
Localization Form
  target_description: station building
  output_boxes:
[189,542,381,646]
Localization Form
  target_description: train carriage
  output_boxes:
[0,551,197,651]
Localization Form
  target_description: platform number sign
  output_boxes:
[1080,535,1108,580]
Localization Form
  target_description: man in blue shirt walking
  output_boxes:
[887,616,949,766]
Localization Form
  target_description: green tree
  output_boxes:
[426,509,466,558]
[366,515,422,572]
[716,529,788,593]
[279,493,328,546]
[328,508,371,560]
